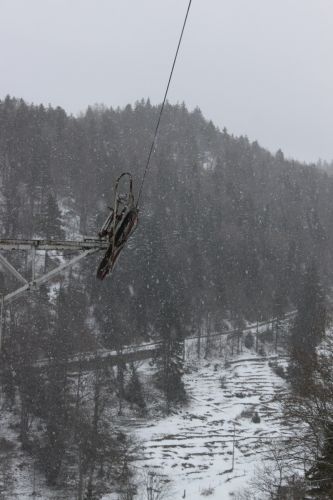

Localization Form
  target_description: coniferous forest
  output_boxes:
[1,96,333,497]
[1,96,333,325]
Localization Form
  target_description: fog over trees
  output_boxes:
[0,96,333,497]
[1,96,332,325]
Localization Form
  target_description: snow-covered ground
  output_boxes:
[1,322,296,499]
[116,351,294,499]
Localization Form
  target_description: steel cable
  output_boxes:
[136,0,193,207]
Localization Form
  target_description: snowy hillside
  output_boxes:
[104,332,296,500]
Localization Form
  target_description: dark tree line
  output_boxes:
[1,95,333,495]
[1,96,333,339]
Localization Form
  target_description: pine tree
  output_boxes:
[38,286,73,485]
[272,277,289,351]
[38,192,64,239]
[289,261,326,392]
[125,363,146,411]
[154,298,186,412]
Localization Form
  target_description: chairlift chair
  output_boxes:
[97,172,138,280]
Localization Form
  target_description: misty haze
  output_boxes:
[0,1,332,499]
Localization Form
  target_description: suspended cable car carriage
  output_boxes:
[97,173,138,280]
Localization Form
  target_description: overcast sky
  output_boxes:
[1,0,332,163]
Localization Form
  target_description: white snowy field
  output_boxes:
[0,323,296,499]
[112,350,295,499]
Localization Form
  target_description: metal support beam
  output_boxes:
[3,248,99,304]
[0,253,28,284]
[0,235,108,303]
[0,238,107,252]
[0,235,109,352]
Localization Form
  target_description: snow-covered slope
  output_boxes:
[121,352,293,499]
